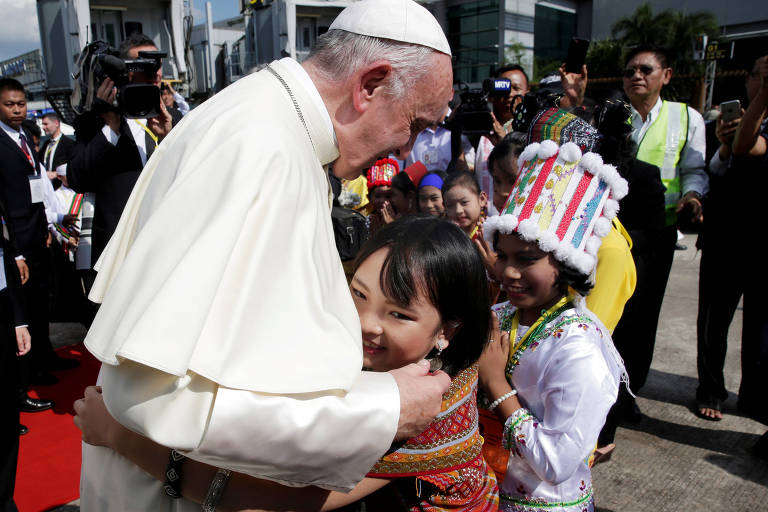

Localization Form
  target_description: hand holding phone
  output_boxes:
[565,38,590,74]
[720,100,741,123]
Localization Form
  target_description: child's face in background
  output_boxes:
[351,248,447,371]
[444,185,487,234]
[418,186,445,216]
[370,186,394,212]
[491,155,520,212]
[494,233,562,325]
[389,187,413,216]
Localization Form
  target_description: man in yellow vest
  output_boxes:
[613,46,708,420]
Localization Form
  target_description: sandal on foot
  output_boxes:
[592,443,616,466]
[695,398,723,421]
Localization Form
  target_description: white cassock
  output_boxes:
[80,58,400,511]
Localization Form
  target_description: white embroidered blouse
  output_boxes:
[492,301,623,512]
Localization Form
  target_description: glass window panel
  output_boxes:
[477,12,499,31]
[476,30,497,48]
[534,5,575,60]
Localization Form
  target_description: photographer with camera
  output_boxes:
[474,64,529,215]
[68,33,176,272]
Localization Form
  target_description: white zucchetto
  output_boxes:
[329,0,452,56]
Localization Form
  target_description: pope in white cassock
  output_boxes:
[76,0,457,510]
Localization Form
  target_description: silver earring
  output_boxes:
[429,339,446,372]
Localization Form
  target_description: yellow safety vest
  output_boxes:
[635,100,689,225]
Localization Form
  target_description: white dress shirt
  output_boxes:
[101,118,151,166]
[406,125,475,172]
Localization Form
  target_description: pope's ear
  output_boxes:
[352,60,393,113]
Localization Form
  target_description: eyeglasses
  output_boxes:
[623,65,657,78]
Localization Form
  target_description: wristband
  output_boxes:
[488,389,518,411]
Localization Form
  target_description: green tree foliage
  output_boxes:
[585,2,721,102]
[610,3,677,48]
[611,2,719,74]
[585,39,623,79]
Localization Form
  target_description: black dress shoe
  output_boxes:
[19,396,54,413]
[48,356,80,371]
[30,371,59,385]
[19,424,29,436]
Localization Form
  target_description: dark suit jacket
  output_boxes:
[1,197,26,328]
[38,134,76,172]
[617,158,667,254]
[0,128,48,256]
[68,111,175,264]
[168,106,183,126]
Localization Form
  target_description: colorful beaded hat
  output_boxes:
[483,139,628,275]
[366,158,400,190]
[528,107,601,153]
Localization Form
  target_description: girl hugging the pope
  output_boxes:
[75,215,501,511]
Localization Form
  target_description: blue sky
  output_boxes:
[0,0,241,62]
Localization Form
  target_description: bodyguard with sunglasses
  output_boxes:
[613,46,708,419]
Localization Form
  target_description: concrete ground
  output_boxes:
[592,234,768,510]
[46,234,767,511]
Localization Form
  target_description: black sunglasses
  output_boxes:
[623,65,657,78]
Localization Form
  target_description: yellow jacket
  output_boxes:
[586,218,636,333]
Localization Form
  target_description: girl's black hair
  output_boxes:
[487,132,527,175]
[353,215,491,376]
[492,232,594,298]
[391,171,416,196]
[442,171,481,198]
[554,260,594,297]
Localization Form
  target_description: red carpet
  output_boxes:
[15,344,101,511]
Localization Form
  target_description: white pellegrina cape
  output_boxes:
[80,58,399,510]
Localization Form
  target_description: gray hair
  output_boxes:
[307,30,438,97]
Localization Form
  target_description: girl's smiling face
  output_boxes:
[418,185,445,216]
[444,185,487,234]
[494,233,562,325]
[351,248,449,371]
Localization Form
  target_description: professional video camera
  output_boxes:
[508,88,564,133]
[71,40,166,119]
[445,78,512,135]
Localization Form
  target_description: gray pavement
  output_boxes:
[47,233,767,511]
[592,234,768,510]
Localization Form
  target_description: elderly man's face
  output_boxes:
[334,52,454,180]
[623,52,671,106]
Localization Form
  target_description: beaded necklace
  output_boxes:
[503,295,574,379]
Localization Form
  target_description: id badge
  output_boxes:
[424,149,438,165]
[28,175,44,203]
